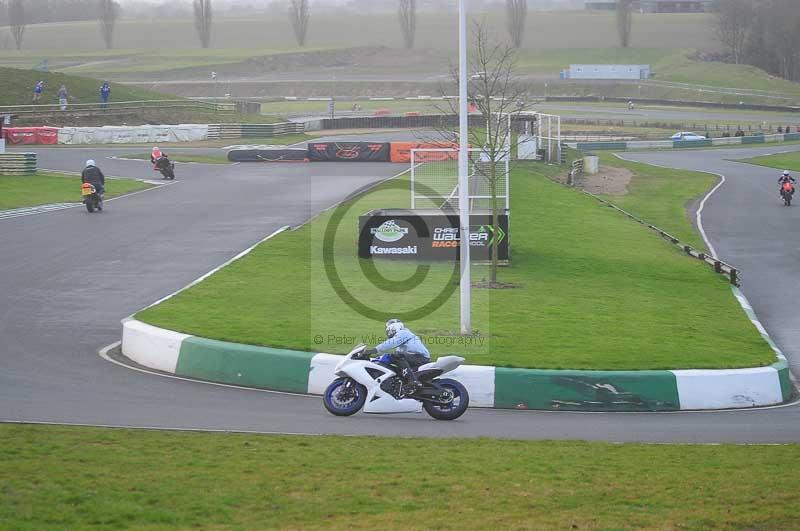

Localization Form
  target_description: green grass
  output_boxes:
[1,424,799,529]
[596,153,714,249]
[137,158,773,370]
[120,153,229,164]
[0,66,167,106]
[2,12,798,103]
[738,151,800,172]
[0,172,150,210]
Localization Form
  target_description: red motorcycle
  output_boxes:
[780,181,794,207]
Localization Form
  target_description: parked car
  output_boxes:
[671,131,706,141]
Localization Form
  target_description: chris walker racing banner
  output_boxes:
[358,211,509,261]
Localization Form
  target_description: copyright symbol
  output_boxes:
[321,178,459,322]
[313,335,324,345]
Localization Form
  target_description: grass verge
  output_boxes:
[1,424,798,529]
[737,151,800,172]
[0,172,150,210]
[137,158,773,370]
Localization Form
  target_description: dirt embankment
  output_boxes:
[554,165,634,196]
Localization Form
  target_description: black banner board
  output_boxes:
[358,209,509,261]
[308,141,391,162]
[227,148,308,162]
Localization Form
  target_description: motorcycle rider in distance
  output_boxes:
[779,170,796,196]
[364,319,430,393]
[81,159,105,207]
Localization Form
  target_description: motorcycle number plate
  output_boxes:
[81,189,93,196]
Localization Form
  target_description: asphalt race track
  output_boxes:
[2,139,800,443]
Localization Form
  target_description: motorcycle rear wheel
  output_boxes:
[85,201,94,213]
[423,378,469,421]
[323,377,367,416]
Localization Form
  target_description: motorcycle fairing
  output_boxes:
[335,359,421,414]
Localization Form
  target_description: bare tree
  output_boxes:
[398,0,416,49]
[712,0,753,64]
[616,0,632,48]
[193,0,212,49]
[505,0,527,49]
[97,0,119,50]
[8,0,25,50]
[289,0,310,47]
[434,24,528,286]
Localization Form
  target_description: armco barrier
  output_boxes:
[121,318,793,411]
[208,122,304,140]
[571,132,798,151]
[0,152,37,175]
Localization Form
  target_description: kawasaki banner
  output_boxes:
[358,209,509,261]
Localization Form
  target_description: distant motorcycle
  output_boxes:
[81,183,103,212]
[154,156,175,180]
[780,181,794,206]
[323,343,470,420]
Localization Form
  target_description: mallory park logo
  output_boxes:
[371,220,409,243]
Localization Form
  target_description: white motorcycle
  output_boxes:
[322,344,470,420]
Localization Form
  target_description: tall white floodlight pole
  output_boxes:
[458,0,471,334]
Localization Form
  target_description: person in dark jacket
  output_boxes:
[81,159,106,196]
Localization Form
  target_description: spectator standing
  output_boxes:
[778,126,784,134]
[57,85,69,111]
[99,82,111,110]
[32,81,45,103]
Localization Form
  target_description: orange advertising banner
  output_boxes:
[389,142,460,163]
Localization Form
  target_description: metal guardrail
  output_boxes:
[0,100,235,121]
[0,153,37,175]
[207,122,305,139]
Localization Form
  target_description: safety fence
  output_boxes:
[0,153,37,175]
[0,99,234,122]
[561,117,800,137]
[207,122,304,139]
[571,132,800,151]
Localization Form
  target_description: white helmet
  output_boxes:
[385,318,404,338]
[783,170,790,176]
[86,159,95,167]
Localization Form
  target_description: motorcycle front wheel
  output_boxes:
[323,377,367,416]
[423,378,469,421]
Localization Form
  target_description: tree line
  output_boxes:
[1,0,118,49]
[711,0,800,82]
[3,0,530,51]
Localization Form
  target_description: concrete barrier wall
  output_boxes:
[121,318,792,411]
[58,125,209,145]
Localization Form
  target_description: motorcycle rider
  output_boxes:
[364,319,430,393]
[81,159,105,206]
[778,170,796,196]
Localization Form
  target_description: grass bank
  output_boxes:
[738,151,800,172]
[0,172,150,210]
[1,424,798,529]
[0,66,165,106]
[138,158,772,370]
